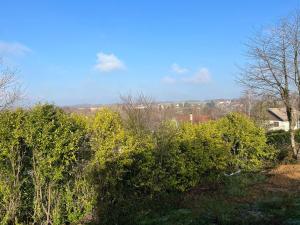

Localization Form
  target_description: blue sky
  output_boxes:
[0,0,299,105]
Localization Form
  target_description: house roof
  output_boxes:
[267,108,288,121]
[175,114,210,123]
[267,108,300,121]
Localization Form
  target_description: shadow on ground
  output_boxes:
[137,164,300,225]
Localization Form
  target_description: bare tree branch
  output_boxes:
[237,15,299,157]
[0,60,22,111]
[119,92,162,134]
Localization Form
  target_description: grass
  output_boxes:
[136,171,300,225]
[96,164,300,225]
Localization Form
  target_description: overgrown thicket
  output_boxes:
[0,104,276,224]
[266,129,300,161]
[0,105,94,225]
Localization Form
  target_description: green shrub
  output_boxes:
[266,130,292,160]
[216,113,276,171]
[25,104,94,224]
[180,113,275,176]
[152,121,190,192]
[0,109,30,224]
[295,129,300,143]
[89,108,155,223]
[266,130,290,146]
[178,121,230,186]
[0,105,94,225]
[0,105,276,224]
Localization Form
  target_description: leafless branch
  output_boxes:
[237,13,300,157]
[119,92,161,133]
[0,60,22,110]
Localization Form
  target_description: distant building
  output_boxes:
[174,113,210,124]
[135,104,146,109]
[90,107,100,112]
[267,108,300,131]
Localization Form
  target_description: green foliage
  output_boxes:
[0,105,94,224]
[138,208,195,225]
[0,109,31,224]
[24,104,93,224]
[216,113,275,171]
[265,129,300,161]
[88,110,275,224]
[177,113,274,187]
[177,121,229,188]
[267,130,291,160]
[267,130,290,146]
[151,121,187,192]
[89,108,155,223]
[90,108,127,166]
[223,172,266,197]
[139,182,300,225]
[0,106,277,224]
[65,173,96,224]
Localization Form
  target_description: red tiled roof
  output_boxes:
[175,114,210,123]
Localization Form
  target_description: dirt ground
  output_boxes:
[263,163,300,192]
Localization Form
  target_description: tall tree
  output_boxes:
[239,18,299,158]
[287,12,300,149]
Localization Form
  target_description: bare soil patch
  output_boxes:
[263,164,300,192]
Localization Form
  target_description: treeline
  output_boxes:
[0,104,276,224]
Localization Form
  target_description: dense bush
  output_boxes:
[216,113,275,171]
[179,113,274,177]
[266,130,291,160]
[0,109,29,224]
[88,110,275,224]
[178,121,230,187]
[0,105,94,225]
[266,129,300,160]
[25,105,94,224]
[0,106,276,224]
[267,130,290,146]
[88,108,155,223]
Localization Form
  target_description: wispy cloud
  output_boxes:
[182,68,211,84]
[94,52,125,72]
[161,76,176,84]
[171,63,188,74]
[0,41,31,57]
[162,67,211,85]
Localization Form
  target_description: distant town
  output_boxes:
[63,98,245,117]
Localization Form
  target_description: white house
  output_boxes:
[267,108,300,131]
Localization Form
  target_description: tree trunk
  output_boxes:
[290,128,297,158]
[287,106,298,159]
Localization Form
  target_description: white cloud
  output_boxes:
[0,41,31,56]
[182,68,211,84]
[94,52,125,72]
[171,63,188,74]
[162,76,176,84]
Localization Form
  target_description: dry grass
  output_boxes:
[256,163,300,194]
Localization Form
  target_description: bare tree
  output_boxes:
[288,13,300,107]
[0,60,21,110]
[249,94,283,127]
[286,12,300,146]
[119,93,162,134]
[238,18,299,158]
[240,89,254,117]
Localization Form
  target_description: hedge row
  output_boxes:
[0,105,276,224]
